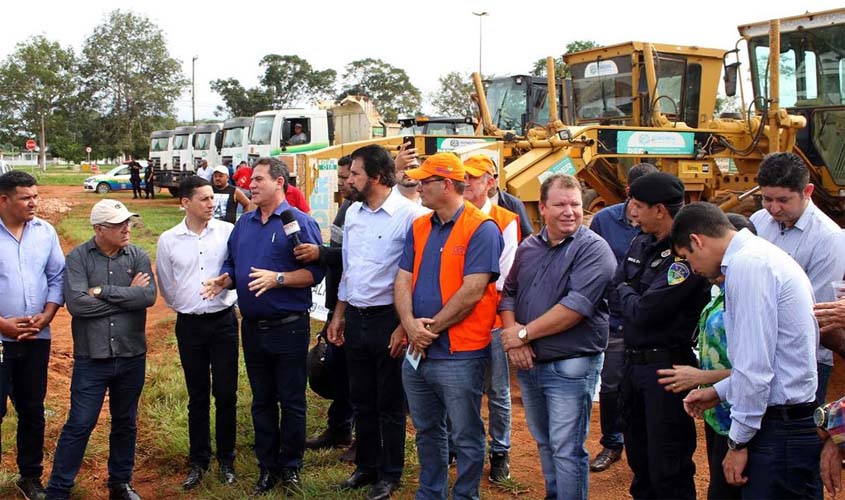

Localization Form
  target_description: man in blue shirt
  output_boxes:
[0,171,65,500]
[204,157,324,496]
[676,202,821,499]
[588,163,656,472]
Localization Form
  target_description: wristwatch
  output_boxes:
[517,326,529,343]
[92,286,102,297]
[726,437,748,451]
[815,405,830,429]
[276,272,285,287]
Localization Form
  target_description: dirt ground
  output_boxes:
[5,184,843,499]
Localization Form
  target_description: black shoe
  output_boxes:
[219,463,237,485]
[108,483,141,500]
[338,469,378,490]
[590,447,623,472]
[15,477,46,500]
[252,469,278,496]
[489,451,510,482]
[339,440,357,463]
[367,479,399,500]
[305,428,353,449]
[279,468,301,493]
[182,465,207,490]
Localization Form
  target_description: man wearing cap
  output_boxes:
[196,160,213,182]
[289,123,307,145]
[608,172,710,499]
[210,165,251,223]
[327,145,424,500]
[47,200,156,500]
[394,152,504,499]
[499,174,617,500]
[202,157,324,495]
[588,163,657,473]
[156,176,239,490]
[486,159,533,241]
[463,153,520,483]
[0,171,65,500]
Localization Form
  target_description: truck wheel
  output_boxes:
[168,187,180,197]
[96,182,111,195]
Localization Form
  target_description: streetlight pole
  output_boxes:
[192,55,198,125]
[472,11,489,77]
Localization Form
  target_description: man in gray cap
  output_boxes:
[46,199,156,500]
[608,172,711,499]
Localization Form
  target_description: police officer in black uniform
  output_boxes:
[608,172,711,499]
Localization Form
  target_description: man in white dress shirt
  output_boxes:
[156,176,238,490]
[673,202,821,499]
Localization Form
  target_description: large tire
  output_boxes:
[168,187,179,197]
[96,182,111,195]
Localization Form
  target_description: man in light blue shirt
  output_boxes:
[749,151,845,405]
[673,202,820,499]
[0,171,65,499]
[327,145,423,500]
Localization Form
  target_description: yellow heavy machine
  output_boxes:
[472,7,845,227]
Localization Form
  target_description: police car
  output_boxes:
[83,163,148,194]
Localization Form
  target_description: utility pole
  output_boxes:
[472,11,489,77]
[192,55,198,125]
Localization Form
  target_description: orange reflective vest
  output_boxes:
[411,201,498,352]
[487,204,520,329]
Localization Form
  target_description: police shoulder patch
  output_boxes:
[667,262,690,286]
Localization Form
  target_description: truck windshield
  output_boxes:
[172,134,189,150]
[194,132,212,150]
[250,116,275,145]
[150,138,169,152]
[749,24,845,107]
[223,127,245,147]
[571,56,634,120]
[485,78,527,132]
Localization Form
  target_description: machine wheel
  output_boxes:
[168,187,180,197]
[96,182,111,195]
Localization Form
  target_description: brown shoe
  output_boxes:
[590,447,622,472]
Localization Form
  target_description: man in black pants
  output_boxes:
[296,156,356,459]
[143,161,155,199]
[608,173,710,499]
[156,176,239,489]
[128,159,142,199]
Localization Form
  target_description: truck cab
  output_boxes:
[158,126,196,196]
[247,109,331,165]
[192,123,223,169]
[398,115,477,136]
[221,117,253,168]
[484,75,572,136]
[149,130,173,177]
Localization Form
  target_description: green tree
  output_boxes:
[340,58,421,122]
[430,72,474,116]
[531,40,600,78]
[0,36,78,170]
[79,9,187,159]
[259,54,336,107]
[209,78,273,117]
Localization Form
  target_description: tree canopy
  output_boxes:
[340,58,421,122]
[530,40,601,78]
[430,72,475,117]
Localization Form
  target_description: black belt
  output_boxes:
[347,304,394,317]
[255,312,306,330]
[179,306,233,318]
[625,347,691,365]
[764,403,816,421]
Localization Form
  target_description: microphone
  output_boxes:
[280,209,303,246]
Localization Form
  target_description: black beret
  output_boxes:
[628,172,685,205]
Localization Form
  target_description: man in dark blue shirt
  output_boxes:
[204,157,324,496]
[587,163,657,472]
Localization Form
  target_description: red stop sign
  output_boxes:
[25,139,36,151]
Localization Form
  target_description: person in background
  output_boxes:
[210,165,250,224]
[677,202,821,499]
[156,176,239,490]
[588,162,657,473]
[143,160,155,199]
[128,159,143,200]
[289,123,308,145]
[196,160,213,183]
[47,200,156,500]
[393,140,422,204]
[298,156,357,461]
[657,213,756,500]
[232,161,253,198]
[280,165,310,214]
[0,171,65,500]
[748,151,845,405]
